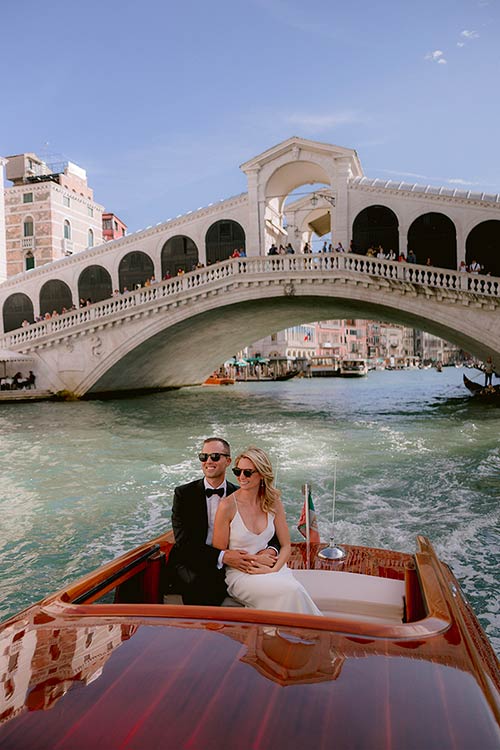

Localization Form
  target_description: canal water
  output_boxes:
[0,367,498,653]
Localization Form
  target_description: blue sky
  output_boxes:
[1,0,498,232]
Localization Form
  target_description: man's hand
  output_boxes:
[254,549,278,568]
[223,549,255,572]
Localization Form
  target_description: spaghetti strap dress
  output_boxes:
[225,508,322,615]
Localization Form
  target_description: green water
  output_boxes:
[0,368,498,652]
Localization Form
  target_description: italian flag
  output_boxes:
[298,487,320,543]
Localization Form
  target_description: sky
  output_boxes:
[1,0,499,233]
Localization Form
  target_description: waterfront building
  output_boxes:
[103,212,127,242]
[3,152,104,277]
[247,319,418,367]
[414,330,461,364]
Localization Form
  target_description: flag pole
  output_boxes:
[318,457,346,560]
[303,483,310,545]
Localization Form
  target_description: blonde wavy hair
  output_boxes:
[234,446,281,512]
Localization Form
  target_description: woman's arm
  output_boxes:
[270,501,291,572]
[212,499,231,551]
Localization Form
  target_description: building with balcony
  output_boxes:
[3,152,104,278]
[102,212,127,242]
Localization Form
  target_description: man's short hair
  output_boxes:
[203,436,231,455]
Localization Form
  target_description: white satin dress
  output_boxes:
[225,508,323,615]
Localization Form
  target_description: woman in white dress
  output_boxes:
[213,447,322,616]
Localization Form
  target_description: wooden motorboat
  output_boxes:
[463,373,500,399]
[0,531,499,749]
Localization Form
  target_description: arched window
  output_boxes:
[118,251,154,292]
[466,220,500,276]
[78,265,113,303]
[39,279,73,316]
[64,220,71,240]
[88,229,94,248]
[25,251,35,271]
[3,293,34,332]
[205,220,245,264]
[161,235,198,276]
[23,217,34,237]
[352,206,399,255]
[407,212,456,269]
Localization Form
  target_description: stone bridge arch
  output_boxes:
[66,274,499,396]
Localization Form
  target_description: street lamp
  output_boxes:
[310,192,336,207]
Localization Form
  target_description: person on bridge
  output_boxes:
[166,437,279,606]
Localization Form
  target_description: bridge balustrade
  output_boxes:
[1,252,499,349]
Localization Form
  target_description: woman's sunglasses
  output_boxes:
[232,468,258,478]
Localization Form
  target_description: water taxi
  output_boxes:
[339,358,368,377]
[0,531,499,749]
[310,355,340,377]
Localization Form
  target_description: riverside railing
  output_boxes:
[2,252,499,349]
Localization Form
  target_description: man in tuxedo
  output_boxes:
[167,436,278,605]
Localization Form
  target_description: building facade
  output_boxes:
[3,153,104,278]
[103,212,127,242]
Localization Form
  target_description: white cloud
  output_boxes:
[461,29,479,39]
[425,50,447,64]
[286,110,364,132]
[447,178,482,186]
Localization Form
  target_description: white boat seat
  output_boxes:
[292,569,405,622]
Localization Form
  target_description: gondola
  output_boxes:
[463,373,500,399]
[0,530,499,749]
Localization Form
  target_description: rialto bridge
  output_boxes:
[0,136,499,394]
[0,253,499,396]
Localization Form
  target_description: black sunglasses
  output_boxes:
[198,452,230,462]
[232,467,258,478]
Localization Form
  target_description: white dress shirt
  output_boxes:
[204,479,227,568]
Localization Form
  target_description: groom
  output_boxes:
[167,436,278,605]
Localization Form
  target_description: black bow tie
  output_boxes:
[206,487,224,498]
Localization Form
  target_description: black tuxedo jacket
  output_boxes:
[169,477,280,574]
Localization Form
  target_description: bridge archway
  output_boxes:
[40,280,73,316]
[118,251,154,291]
[3,293,34,332]
[78,265,113,303]
[161,235,198,276]
[205,221,245,263]
[408,212,456,268]
[352,205,399,255]
[466,220,500,276]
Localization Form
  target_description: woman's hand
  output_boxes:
[247,560,274,575]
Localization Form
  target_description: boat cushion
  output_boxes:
[292,569,405,622]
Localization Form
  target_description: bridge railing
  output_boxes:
[2,252,499,349]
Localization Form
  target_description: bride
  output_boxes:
[213,446,322,615]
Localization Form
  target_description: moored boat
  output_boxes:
[310,355,340,377]
[339,358,368,377]
[0,530,499,749]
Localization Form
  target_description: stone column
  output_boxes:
[455,223,466,269]
[244,168,261,256]
[332,159,350,248]
[0,158,7,282]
